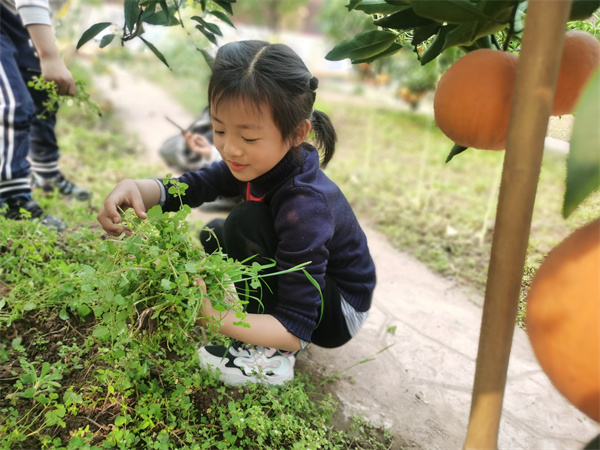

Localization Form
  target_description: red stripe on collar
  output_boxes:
[246,182,265,202]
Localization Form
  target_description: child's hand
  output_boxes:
[40,56,76,96]
[97,179,148,236]
[195,278,221,330]
[26,24,76,96]
[184,131,212,159]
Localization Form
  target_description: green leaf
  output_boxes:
[77,303,92,317]
[191,16,222,36]
[76,22,112,49]
[93,326,110,340]
[197,48,215,67]
[352,0,407,14]
[59,307,70,321]
[411,0,500,24]
[147,204,163,221]
[563,70,600,217]
[158,0,170,24]
[353,42,403,64]
[99,33,115,48]
[207,9,236,28]
[23,301,36,311]
[196,24,218,46]
[347,0,364,11]
[40,361,51,378]
[443,19,506,51]
[445,144,469,162]
[161,279,174,290]
[419,24,458,65]
[214,0,235,15]
[325,30,397,62]
[142,3,180,26]
[140,37,171,69]
[115,415,127,427]
[124,0,141,33]
[569,0,600,20]
[374,6,436,30]
[412,22,443,46]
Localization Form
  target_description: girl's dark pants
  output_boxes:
[200,201,352,348]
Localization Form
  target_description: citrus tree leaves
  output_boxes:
[76,22,112,49]
[77,0,236,69]
[349,0,408,15]
[410,0,503,24]
[329,0,599,66]
[563,70,600,217]
[325,30,399,63]
[570,0,600,20]
[328,0,521,66]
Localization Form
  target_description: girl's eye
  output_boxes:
[243,137,258,143]
[214,130,225,135]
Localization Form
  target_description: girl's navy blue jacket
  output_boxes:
[162,145,376,343]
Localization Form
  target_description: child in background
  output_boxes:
[160,108,221,173]
[0,0,91,231]
[97,40,376,386]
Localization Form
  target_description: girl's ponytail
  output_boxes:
[309,109,336,167]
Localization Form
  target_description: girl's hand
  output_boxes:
[97,179,148,236]
[195,278,219,329]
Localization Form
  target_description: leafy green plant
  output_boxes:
[76,0,237,68]
[27,76,102,119]
[326,0,599,65]
[6,359,63,401]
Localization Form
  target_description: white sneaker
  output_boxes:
[198,341,296,386]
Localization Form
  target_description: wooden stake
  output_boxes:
[464,1,573,448]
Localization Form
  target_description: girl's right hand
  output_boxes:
[97,179,148,236]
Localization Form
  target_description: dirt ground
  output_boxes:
[92,63,598,450]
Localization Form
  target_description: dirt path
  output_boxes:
[93,64,598,449]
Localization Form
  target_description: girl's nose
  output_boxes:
[221,138,243,158]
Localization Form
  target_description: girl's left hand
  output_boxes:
[195,278,217,328]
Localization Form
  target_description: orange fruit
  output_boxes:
[526,218,600,422]
[433,49,518,150]
[552,30,600,116]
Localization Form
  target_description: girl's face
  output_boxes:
[210,98,309,182]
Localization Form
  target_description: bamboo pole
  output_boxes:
[463,1,573,448]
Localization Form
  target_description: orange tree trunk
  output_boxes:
[463,0,573,448]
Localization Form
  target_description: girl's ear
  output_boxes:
[293,119,311,147]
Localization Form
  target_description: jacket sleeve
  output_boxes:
[270,186,335,342]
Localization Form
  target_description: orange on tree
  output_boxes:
[552,30,600,116]
[526,218,600,422]
[433,49,518,150]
